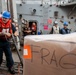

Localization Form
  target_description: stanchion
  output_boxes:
[11,34,23,68]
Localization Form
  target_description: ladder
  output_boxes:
[43,5,49,24]
[68,4,76,17]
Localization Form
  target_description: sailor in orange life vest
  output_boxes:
[0,11,15,74]
[31,22,37,35]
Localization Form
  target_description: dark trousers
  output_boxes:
[0,41,14,68]
[32,31,36,35]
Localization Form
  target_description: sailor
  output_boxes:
[60,22,70,34]
[50,21,60,34]
[0,11,15,74]
[31,22,37,35]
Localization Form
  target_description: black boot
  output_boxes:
[8,66,15,74]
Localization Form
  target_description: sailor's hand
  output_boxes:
[0,32,5,36]
[5,33,11,37]
[14,31,19,36]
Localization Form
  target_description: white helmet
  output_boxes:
[54,21,58,24]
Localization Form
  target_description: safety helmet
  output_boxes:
[2,11,11,18]
[63,22,68,26]
[54,21,58,24]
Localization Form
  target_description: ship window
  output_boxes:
[19,14,22,19]
[61,16,64,19]
[19,4,22,6]
[75,19,76,22]
[68,21,71,24]
[71,17,73,19]
[54,11,58,18]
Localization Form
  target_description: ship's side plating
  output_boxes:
[17,3,76,34]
